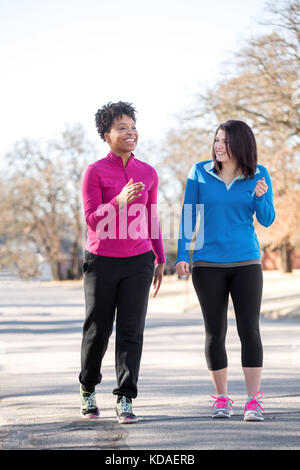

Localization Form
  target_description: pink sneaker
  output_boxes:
[211,395,234,418]
[244,391,265,421]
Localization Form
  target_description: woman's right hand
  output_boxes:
[116,178,145,208]
[175,261,190,277]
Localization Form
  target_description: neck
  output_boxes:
[220,160,240,176]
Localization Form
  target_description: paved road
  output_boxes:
[0,273,300,451]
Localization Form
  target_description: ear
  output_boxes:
[104,132,111,144]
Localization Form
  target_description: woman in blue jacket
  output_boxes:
[175,120,275,421]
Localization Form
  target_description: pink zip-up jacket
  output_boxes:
[82,151,166,264]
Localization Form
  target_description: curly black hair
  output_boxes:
[95,101,137,141]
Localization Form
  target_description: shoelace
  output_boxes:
[244,391,265,413]
[118,397,132,413]
[82,391,97,410]
[210,395,234,409]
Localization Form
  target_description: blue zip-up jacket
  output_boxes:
[176,160,275,264]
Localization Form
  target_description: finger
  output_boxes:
[130,181,144,187]
[182,263,189,274]
[131,184,145,191]
[175,266,182,276]
[127,188,141,196]
[127,193,142,203]
[257,183,267,192]
[127,184,145,193]
[153,276,162,297]
[256,182,266,191]
[126,178,134,186]
[127,187,144,197]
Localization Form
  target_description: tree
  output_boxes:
[2,125,97,280]
[3,139,67,279]
[49,123,97,279]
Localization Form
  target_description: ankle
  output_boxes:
[81,385,95,393]
[117,395,132,403]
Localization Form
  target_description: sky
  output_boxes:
[0,0,268,162]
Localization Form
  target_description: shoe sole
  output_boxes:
[80,411,100,419]
[117,417,139,424]
[212,412,232,419]
[244,414,264,421]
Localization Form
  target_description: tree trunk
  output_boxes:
[70,239,79,279]
[50,259,62,280]
[280,242,293,273]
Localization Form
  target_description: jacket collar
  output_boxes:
[107,151,135,168]
[204,160,260,178]
[203,161,260,190]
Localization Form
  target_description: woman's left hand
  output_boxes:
[153,264,164,297]
[254,177,268,197]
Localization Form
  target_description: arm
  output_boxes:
[146,168,166,265]
[82,164,118,233]
[82,165,145,234]
[176,164,199,266]
[253,167,275,227]
[146,168,165,297]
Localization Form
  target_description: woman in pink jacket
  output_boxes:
[79,101,165,424]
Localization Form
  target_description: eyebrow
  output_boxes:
[115,122,136,126]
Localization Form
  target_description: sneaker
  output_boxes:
[211,394,234,418]
[115,396,138,424]
[244,391,265,421]
[80,386,100,419]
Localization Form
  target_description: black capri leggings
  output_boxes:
[192,264,263,371]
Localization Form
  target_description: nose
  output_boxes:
[215,144,225,152]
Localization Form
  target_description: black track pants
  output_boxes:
[192,264,263,371]
[79,250,155,398]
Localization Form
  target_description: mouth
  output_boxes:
[124,139,136,144]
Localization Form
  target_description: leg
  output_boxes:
[229,264,263,396]
[243,367,262,397]
[192,267,230,393]
[113,251,155,399]
[209,368,228,396]
[79,253,119,390]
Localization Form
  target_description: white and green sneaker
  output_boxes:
[115,396,138,424]
[80,386,100,419]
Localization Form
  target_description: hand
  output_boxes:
[116,178,145,208]
[254,177,268,197]
[175,261,190,277]
[153,264,164,298]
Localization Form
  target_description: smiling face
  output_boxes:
[104,114,138,155]
[214,128,232,163]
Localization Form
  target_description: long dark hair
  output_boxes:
[212,120,257,179]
